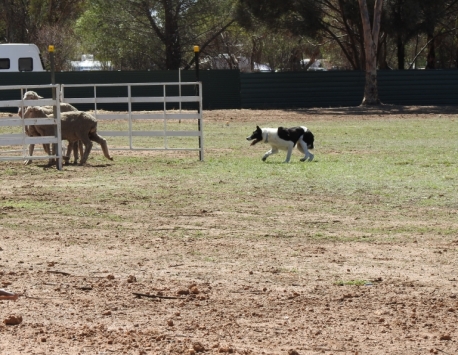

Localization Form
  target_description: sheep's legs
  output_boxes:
[72,141,79,164]
[64,141,73,165]
[71,133,113,166]
[23,125,48,165]
[24,144,35,165]
[64,141,82,165]
[89,133,113,161]
[45,144,57,166]
[79,136,93,165]
[78,141,83,162]
[72,141,83,164]
[25,143,53,166]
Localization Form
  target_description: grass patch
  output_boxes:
[0,200,51,210]
[0,113,457,240]
[335,280,367,286]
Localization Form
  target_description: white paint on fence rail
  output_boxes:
[60,81,204,161]
[0,84,63,170]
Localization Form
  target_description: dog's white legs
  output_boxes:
[262,148,278,161]
[302,152,314,162]
[284,145,294,163]
[298,139,314,162]
[300,150,314,162]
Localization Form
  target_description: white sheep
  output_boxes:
[18,91,82,165]
[23,106,113,165]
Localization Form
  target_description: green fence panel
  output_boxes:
[240,70,458,108]
[3,69,458,111]
[378,70,458,105]
[240,71,365,108]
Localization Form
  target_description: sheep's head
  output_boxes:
[18,92,45,118]
[23,106,48,119]
[23,91,43,100]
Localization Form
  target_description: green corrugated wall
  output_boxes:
[240,70,458,108]
[2,69,458,110]
[378,70,458,106]
[240,71,365,108]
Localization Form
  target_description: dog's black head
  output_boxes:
[303,130,314,149]
[246,125,263,146]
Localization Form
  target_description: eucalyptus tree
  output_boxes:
[417,0,458,69]
[237,0,383,70]
[237,0,384,105]
[383,0,423,69]
[358,0,383,105]
[0,0,30,42]
[382,0,458,70]
[76,0,237,70]
[0,0,85,42]
[0,0,86,70]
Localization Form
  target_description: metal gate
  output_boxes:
[0,84,63,170]
[60,81,204,161]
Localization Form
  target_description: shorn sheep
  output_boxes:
[18,91,83,165]
[18,91,78,118]
[23,106,113,165]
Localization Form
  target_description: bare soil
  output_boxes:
[1,107,458,355]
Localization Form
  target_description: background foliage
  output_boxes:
[1,0,458,71]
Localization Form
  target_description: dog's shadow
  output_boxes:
[263,160,317,164]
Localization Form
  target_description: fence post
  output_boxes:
[194,46,203,161]
[49,45,62,170]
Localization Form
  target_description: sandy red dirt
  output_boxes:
[1,106,458,355]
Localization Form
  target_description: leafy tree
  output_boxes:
[0,0,34,42]
[381,0,458,70]
[75,1,159,70]
[0,0,86,42]
[417,0,458,69]
[76,0,237,70]
[36,25,78,71]
[383,0,423,69]
[236,0,370,70]
[237,0,384,104]
[0,0,86,70]
[29,0,87,26]
[201,21,322,72]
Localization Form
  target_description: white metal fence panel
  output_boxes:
[60,82,204,161]
[0,85,63,169]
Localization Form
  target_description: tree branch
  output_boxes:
[138,0,166,43]
[183,19,236,69]
[408,27,457,69]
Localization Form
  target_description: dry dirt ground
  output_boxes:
[1,107,458,355]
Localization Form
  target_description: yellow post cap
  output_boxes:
[193,45,200,53]
[48,45,55,53]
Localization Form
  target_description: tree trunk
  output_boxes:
[164,3,181,70]
[358,0,383,105]
[363,70,380,105]
[425,34,436,69]
[397,35,405,70]
[378,35,390,70]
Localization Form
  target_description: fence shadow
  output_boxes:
[294,104,458,116]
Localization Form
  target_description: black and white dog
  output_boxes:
[246,126,314,163]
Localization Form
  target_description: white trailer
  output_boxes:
[0,43,45,72]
